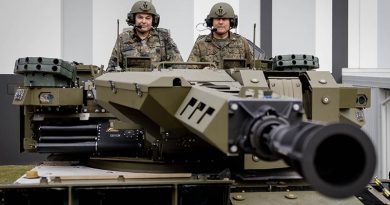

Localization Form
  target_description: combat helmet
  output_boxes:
[127,1,160,27]
[205,2,238,28]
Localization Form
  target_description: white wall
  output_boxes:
[272,0,316,58]
[315,0,332,71]
[348,0,360,68]
[239,0,261,47]
[3,1,387,73]
[0,0,62,74]
[348,0,378,68]
[378,0,390,68]
[272,0,333,72]
[63,0,92,64]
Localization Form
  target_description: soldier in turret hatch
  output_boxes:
[187,2,253,69]
[107,1,183,71]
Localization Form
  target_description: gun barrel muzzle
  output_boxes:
[253,121,376,198]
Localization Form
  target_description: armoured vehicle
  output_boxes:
[1,55,380,204]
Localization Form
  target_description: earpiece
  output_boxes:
[153,14,160,27]
[205,15,212,27]
[230,15,238,28]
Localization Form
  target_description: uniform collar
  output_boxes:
[205,31,237,42]
[131,28,159,41]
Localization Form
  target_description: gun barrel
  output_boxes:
[229,100,376,198]
[250,119,376,198]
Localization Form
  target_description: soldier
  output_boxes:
[187,2,253,69]
[108,1,183,70]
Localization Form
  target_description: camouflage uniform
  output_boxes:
[187,32,253,69]
[108,28,183,70]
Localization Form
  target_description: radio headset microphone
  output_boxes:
[211,28,217,32]
[134,25,142,29]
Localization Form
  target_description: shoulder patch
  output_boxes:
[196,35,207,41]
[231,32,242,39]
[156,28,169,35]
[120,29,134,38]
